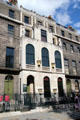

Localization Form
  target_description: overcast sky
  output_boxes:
[18,0,80,33]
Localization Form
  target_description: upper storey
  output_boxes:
[20,6,60,46]
[0,0,20,21]
[56,24,80,44]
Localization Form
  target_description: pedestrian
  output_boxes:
[74,94,79,111]
[78,93,80,111]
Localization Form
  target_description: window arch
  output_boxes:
[42,48,49,67]
[55,51,62,68]
[26,44,35,65]
[75,80,79,92]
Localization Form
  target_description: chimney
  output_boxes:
[8,0,17,5]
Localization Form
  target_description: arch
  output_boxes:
[75,80,79,92]
[27,75,35,94]
[42,47,49,67]
[26,44,35,65]
[44,76,51,98]
[55,51,62,68]
[4,75,14,99]
[66,79,71,97]
[58,77,64,97]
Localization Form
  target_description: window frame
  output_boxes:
[26,44,35,65]
[55,51,62,69]
[24,16,30,24]
[8,24,14,35]
[6,47,14,68]
[41,29,47,42]
[9,9,14,18]
[42,48,49,67]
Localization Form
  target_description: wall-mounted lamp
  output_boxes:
[51,63,55,69]
[37,60,41,67]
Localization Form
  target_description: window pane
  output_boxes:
[8,24,14,35]
[26,44,35,65]
[41,30,47,42]
[61,30,65,36]
[6,47,14,68]
[25,29,30,37]
[55,51,62,68]
[42,48,49,67]
[24,16,29,24]
[9,9,14,18]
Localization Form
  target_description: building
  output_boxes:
[0,0,22,101]
[56,24,80,96]
[19,6,66,104]
[0,0,80,105]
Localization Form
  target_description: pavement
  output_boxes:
[0,107,80,120]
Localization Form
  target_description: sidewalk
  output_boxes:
[0,107,76,120]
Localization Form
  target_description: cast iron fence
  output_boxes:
[0,93,75,112]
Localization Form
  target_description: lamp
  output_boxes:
[51,63,55,69]
[37,60,41,67]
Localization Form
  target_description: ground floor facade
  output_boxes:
[19,70,66,103]
[0,70,80,105]
[66,75,80,97]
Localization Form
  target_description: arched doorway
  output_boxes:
[58,77,64,97]
[4,75,14,99]
[66,79,71,97]
[27,75,35,94]
[75,80,79,93]
[44,76,51,98]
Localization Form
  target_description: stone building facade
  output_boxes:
[0,0,22,99]
[56,24,80,96]
[0,0,80,104]
[19,6,66,103]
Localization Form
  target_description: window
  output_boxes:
[64,59,69,74]
[72,60,77,75]
[75,80,79,92]
[9,9,14,18]
[24,16,30,24]
[63,42,67,50]
[6,47,14,68]
[25,29,30,37]
[77,47,80,53]
[75,36,78,41]
[8,24,14,35]
[61,30,65,36]
[26,44,35,65]
[70,45,74,53]
[58,78,64,97]
[53,38,55,44]
[42,48,49,67]
[55,51,62,68]
[69,33,72,39]
[41,30,47,42]
[37,20,43,26]
[49,25,54,32]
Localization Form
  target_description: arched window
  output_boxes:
[26,44,35,65]
[55,51,62,68]
[42,48,49,67]
[75,80,79,92]
[58,77,64,97]
[44,76,51,98]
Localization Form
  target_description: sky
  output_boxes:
[18,0,80,33]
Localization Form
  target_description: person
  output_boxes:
[78,93,80,111]
[74,94,79,111]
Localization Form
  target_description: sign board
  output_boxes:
[23,84,27,92]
